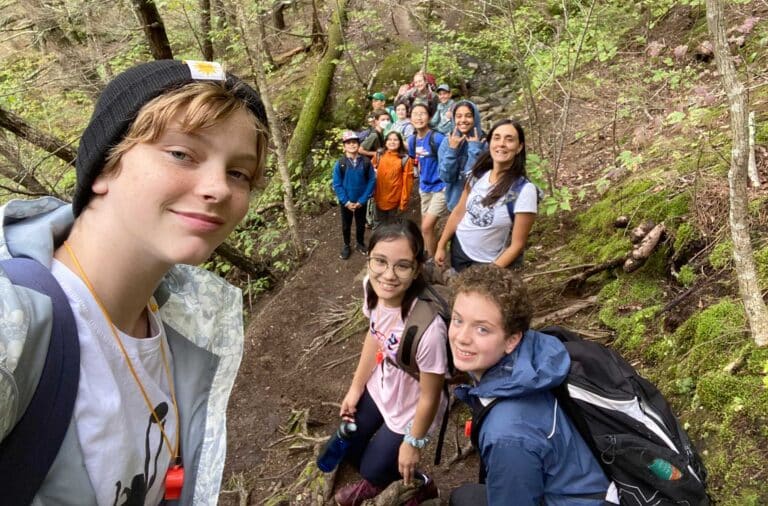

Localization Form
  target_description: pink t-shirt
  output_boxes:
[362,277,448,434]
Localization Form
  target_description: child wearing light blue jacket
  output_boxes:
[437,100,485,211]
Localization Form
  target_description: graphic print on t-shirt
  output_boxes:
[371,319,400,359]
[466,194,494,227]
[113,402,169,506]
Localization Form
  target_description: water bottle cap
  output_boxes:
[346,422,357,432]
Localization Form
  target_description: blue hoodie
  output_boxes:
[332,155,376,205]
[437,100,486,211]
[454,330,610,506]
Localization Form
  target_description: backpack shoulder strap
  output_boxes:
[428,130,438,156]
[401,155,409,170]
[0,257,80,505]
[408,134,416,155]
[502,177,531,220]
[393,284,450,377]
[338,157,347,180]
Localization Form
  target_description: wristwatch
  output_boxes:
[403,433,430,449]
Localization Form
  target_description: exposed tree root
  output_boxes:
[297,300,367,369]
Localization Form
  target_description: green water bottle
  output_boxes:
[647,458,682,480]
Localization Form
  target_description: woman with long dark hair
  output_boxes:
[435,119,538,272]
[333,220,446,506]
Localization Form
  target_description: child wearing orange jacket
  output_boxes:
[371,131,414,228]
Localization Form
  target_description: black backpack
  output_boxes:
[470,326,710,506]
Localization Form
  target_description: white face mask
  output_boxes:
[379,120,391,130]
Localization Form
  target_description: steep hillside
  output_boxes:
[223,1,768,505]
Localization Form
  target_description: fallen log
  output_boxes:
[273,44,311,65]
[531,296,598,327]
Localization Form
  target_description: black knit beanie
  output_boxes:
[72,60,268,216]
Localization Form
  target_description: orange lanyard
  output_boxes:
[63,241,180,462]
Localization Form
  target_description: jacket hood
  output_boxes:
[449,100,484,139]
[470,330,569,399]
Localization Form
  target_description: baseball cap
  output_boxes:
[342,130,360,142]
[436,84,450,92]
[368,92,386,101]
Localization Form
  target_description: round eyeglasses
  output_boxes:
[367,256,416,279]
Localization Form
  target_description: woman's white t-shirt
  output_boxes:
[362,277,448,434]
[51,260,176,506]
[455,172,538,263]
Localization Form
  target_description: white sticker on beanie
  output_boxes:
[185,60,226,81]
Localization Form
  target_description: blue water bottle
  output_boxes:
[316,421,357,472]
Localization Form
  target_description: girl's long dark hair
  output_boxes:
[365,219,427,321]
[385,131,408,157]
[469,119,526,207]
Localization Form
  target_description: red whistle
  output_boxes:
[464,420,472,438]
[375,349,383,364]
[165,464,184,500]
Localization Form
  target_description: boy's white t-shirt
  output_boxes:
[456,171,538,263]
[51,260,176,506]
[362,276,448,434]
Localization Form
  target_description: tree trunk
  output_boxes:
[131,0,174,60]
[284,0,347,171]
[0,106,77,164]
[236,1,303,257]
[214,242,274,281]
[706,0,768,346]
[0,137,54,197]
[310,0,324,48]
[272,0,286,30]
[200,0,214,60]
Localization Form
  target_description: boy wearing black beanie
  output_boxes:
[0,60,268,504]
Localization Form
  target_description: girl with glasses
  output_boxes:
[333,220,446,506]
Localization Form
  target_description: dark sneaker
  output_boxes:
[403,473,439,506]
[340,245,351,260]
[334,479,383,506]
[355,243,367,255]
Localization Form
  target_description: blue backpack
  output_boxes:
[0,258,80,505]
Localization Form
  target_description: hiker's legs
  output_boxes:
[449,484,487,506]
[373,206,398,229]
[419,190,447,258]
[343,389,384,469]
[421,213,440,258]
[353,205,367,247]
[348,390,402,487]
[340,204,353,246]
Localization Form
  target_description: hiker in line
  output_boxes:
[335,220,445,506]
[359,109,392,159]
[437,100,485,213]
[448,266,610,506]
[429,84,455,135]
[358,112,376,145]
[0,60,269,505]
[391,100,415,140]
[371,131,414,228]
[332,131,376,259]
[369,91,396,122]
[408,99,446,258]
[434,119,537,273]
[397,71,437,111]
